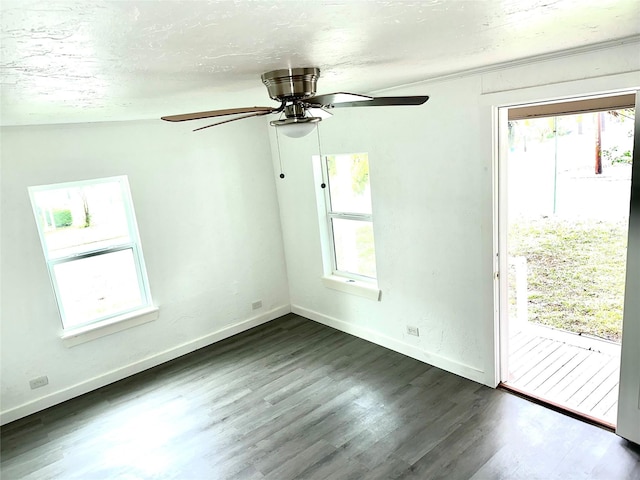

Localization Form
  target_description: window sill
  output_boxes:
[321,275,381,301]
[61,306,159,347]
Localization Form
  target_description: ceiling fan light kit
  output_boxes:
[270,116,322,138]
[161,67,429,134]
[269,98,322,138]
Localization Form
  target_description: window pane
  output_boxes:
[53,249,143,328]
[32,180,131,259]
[332,218,377,278]
[326,153,372,214]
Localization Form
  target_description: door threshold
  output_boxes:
[499,382,616,432]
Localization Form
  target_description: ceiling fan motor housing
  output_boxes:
[261,67,320,102]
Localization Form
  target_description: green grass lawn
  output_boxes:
[509,218,628,342]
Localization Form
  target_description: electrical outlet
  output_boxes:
[251,300,263,310]
[29,376,49,390]
[406,325,420,337]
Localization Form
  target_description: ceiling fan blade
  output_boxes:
[192,110,272,132]
[307,107,333,119]
[331,95,430,108]
[162,106,275,122]
[305,92,372,107]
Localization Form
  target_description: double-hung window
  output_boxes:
[29,176,153,331]
[318,153,377,282]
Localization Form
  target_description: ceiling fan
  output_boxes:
[161,67,429,137]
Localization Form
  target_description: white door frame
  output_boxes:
[494,106,510,385]
[492,90,640,442]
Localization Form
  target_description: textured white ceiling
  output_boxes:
[1,0,639,126]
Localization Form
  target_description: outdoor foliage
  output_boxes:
[603,146,633,165]
[356,224,376,278]
[509,218,627,342]
[52,209,73,228]
[327,153,370,195]
[350,153,370,195]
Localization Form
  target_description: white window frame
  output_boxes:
[313,153,381,301]
[29,176,154,334]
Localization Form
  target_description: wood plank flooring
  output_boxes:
[506,329,621,425]
[1,314,639,479]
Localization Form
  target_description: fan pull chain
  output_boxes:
[317,124,327,189]
[275,127,285,179]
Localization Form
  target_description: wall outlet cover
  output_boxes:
[407,326,420,337]
[29,376,49,389]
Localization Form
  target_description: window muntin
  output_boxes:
[29,176,152,330]
[322,153,377,280]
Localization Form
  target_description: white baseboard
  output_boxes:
[292,305,486,385]
[0,305,291,426]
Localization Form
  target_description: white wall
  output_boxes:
[0,118,290,423]
[271,42,640,388]
[2,40,638,427]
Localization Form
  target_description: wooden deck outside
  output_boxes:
[505,326,621,425]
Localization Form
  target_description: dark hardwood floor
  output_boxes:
[1,314,638,479]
